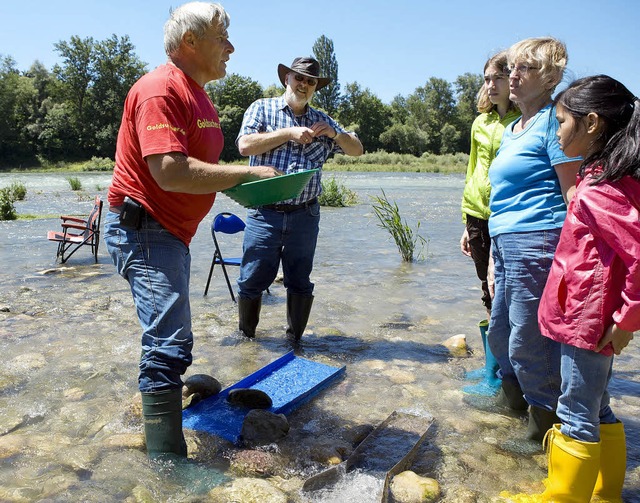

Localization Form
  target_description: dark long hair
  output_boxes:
[554,75,640,183]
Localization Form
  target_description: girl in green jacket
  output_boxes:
[461,51,520,396]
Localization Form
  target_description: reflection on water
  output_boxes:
[0,172,638,501]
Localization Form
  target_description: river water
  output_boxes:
[0,171,638,502]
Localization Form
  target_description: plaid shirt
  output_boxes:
[237,96,345,204]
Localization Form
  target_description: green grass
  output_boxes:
[319,176,359,207]
[0,153,469,174]
[371,189,428,262]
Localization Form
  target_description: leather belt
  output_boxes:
[261,197,317,213]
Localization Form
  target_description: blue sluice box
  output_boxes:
[182,351,346,444]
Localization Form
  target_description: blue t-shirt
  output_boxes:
[488,104,578,237]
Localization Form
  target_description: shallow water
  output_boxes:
[0,171,638,502]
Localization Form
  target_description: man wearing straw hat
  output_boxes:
[236,56,363,341]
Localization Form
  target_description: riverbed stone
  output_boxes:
[308,437,352,464]
[228,388,273,409]
[63,387,86,401]
[130,485,155,503]
[390,470,441,503]
[183,374,222,399]
[208,477,287,503]
[102,433,145,451]
[240,410,289,447]
[383,368,416,384]
[229,449,283,477]
[442,334,468,357]
[0,432,23,459]
[9,352,46,371]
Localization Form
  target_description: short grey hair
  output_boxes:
[507,37,568,94]
[164,2,230,57]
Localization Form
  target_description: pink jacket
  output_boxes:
[539,172,640,356]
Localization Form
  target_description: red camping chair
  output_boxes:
[47,195,103,263]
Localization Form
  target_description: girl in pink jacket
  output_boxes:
[505,75,639,502]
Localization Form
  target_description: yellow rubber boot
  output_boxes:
[542,425,601,502]
[591,422,626,503]
[499,425,600,503]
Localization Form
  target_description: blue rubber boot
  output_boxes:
[464,320,489,381]
[462,322,501,396]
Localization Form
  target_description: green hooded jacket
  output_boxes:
[461,108,521,222]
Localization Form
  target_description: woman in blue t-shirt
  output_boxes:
[485,37,581,444]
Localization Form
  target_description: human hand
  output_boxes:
[246,166,283,181]
[310,121,337,139]
[460,228,471,256]
[290,126,316,145]
[596,323,634,354]
[487,252,495,299]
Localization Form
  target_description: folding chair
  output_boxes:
[204,212,245,302]
[47,195,103,263]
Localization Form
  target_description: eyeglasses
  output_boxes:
[506,64,540,75]
[293,74,318,86]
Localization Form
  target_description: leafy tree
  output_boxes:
[389,95,409,124]
[87,35,146,156]
[454,72,483,153]
[380,122,430,156]
[338,82,390,153]
[207,73,263,110]
[207,74,263,161]
[440,123,461,154]
[0,56,38,163]
[406,77,457,154]
[312,35,340,115]
[53,36,95,152]
[263,83,282,98]
[37,102,77,160]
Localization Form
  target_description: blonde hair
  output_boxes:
[164,2,230,57]
[477,51,509,113]
[507,37,568,94]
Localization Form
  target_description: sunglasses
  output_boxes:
[293,74,318,86]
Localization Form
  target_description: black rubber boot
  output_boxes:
[526,405,559,442]
[496,378,529,411]
[238,296,262,338]
[141,388,187,458]
[286,293,314,341]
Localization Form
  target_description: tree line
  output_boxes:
[0,34,483,168]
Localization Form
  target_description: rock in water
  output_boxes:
[227,388,272,409]
[240,409,289,447]
[183,374,222,399]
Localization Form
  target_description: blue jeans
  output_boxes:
[237,202,320,298]
[104,211,193,392]
[488,229,562,410]
[558,343,617,442]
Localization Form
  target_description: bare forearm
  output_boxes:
[147,153,278,194]
[238,130,293,157]
[335,132,364,157]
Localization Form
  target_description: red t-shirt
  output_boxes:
[109,64,223,245]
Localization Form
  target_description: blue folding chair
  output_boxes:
[204,212,245,302]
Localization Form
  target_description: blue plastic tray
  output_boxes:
[182,351,345,443]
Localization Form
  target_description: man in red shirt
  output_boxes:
[104,2,279,458]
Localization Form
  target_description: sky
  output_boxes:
[1,0,638,104]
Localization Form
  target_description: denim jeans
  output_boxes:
[237,201,320,299]
[488,229,562,409]
[557,343,617,442]
[104,211,193,392]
